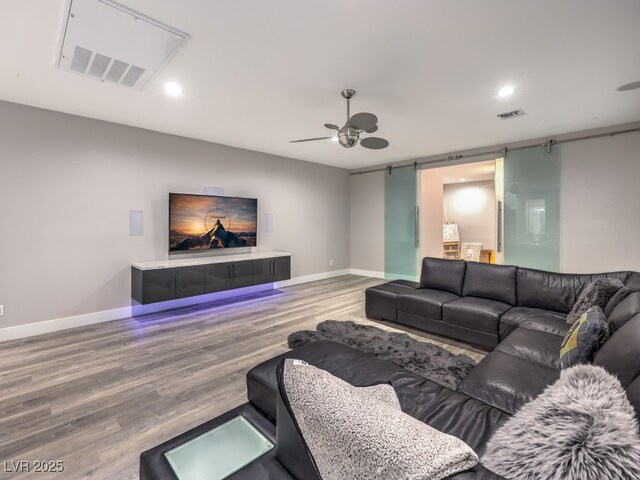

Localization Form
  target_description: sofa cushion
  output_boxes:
[397,312,500,349]
[607,291,640,334]
[604,286,637,317]
[457,351,559,414]
[594,315,640,419]
[408,387,510,457]
[625,272,640,290]
[420,257,467,295]
[626,376,640,419]
[566,278,624,323]
[594,314,640,390]
[494,328,562,369]
[365,280,419,321]
[443,297,511,335]
[247,340,435,421]
[499,307,568,339]
[397,288,459,319]
[560,307,609,369]
[516,268,630,313]
[463,262,517,306]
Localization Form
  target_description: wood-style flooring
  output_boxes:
[0,275,485,480]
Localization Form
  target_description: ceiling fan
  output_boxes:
[290,89,389,150]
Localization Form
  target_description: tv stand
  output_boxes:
[131,252,291,305]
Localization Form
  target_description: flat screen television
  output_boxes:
[169,193,258,252]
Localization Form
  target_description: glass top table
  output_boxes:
[164,415,274,480]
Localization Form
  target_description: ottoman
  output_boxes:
[365,279,419,322]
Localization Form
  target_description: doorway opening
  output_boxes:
[419,160,502,264]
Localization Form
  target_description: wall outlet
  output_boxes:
[0,305,4,317]
[329,259,334,266]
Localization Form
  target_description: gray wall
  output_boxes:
[559,131,640,273]
[350,130,640,275]
[350,171,384,273]
[419,168,444,259]
[0,101,350,328]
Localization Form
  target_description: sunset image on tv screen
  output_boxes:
[169,194,257,251]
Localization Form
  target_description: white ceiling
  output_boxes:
[441,161,495,185]
[1,0,639,170]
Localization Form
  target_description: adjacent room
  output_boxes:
[1,1,640,479]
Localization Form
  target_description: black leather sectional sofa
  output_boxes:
[366,257,640,348]
[141,259,640,479]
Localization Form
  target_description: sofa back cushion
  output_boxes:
[463,262,517,305]
[420,257,466,295]
[625,272,640,291]
[594,314,640,417]
[608,291,640,334]
[517,268,631,313]
[604,287,637,317]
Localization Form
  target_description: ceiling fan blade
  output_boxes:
[324,123,339,130]
[290,136,333,143]
[360,137,389,150]
[365,125,378,134]
[349,112,378,131]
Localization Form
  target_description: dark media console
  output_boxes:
[131,252,291,305]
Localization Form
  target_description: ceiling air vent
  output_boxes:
[58,0,189,90]
[496,109,526,120]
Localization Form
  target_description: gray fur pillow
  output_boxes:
[567,279,624,324]
[482,364,640,480]
[280,359,478,480]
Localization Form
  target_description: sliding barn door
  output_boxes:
[503,146,560,271]
[385,166,419,280]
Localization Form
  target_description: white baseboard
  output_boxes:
[274,269,350,288]
[0,268,378,342]
[350,268,385,279]
[0,306,132,342]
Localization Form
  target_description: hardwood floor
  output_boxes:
[0,275,484,480]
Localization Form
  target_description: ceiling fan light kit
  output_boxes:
[291,89,389,150]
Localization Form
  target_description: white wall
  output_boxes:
[559,131,640,273]
[350,171,384,275]
[0,101,351,329]
[443,180,496,251]
[420,168,444,259]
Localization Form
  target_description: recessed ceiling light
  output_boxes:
[459,178,466,182]
[332,136,339,142]
[164,82,183,97]
[617,81,640,92]
[498,86,515,98]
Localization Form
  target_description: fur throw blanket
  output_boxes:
[482,364,640,480]
[279,359,478,480]
[287,320,477,389]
